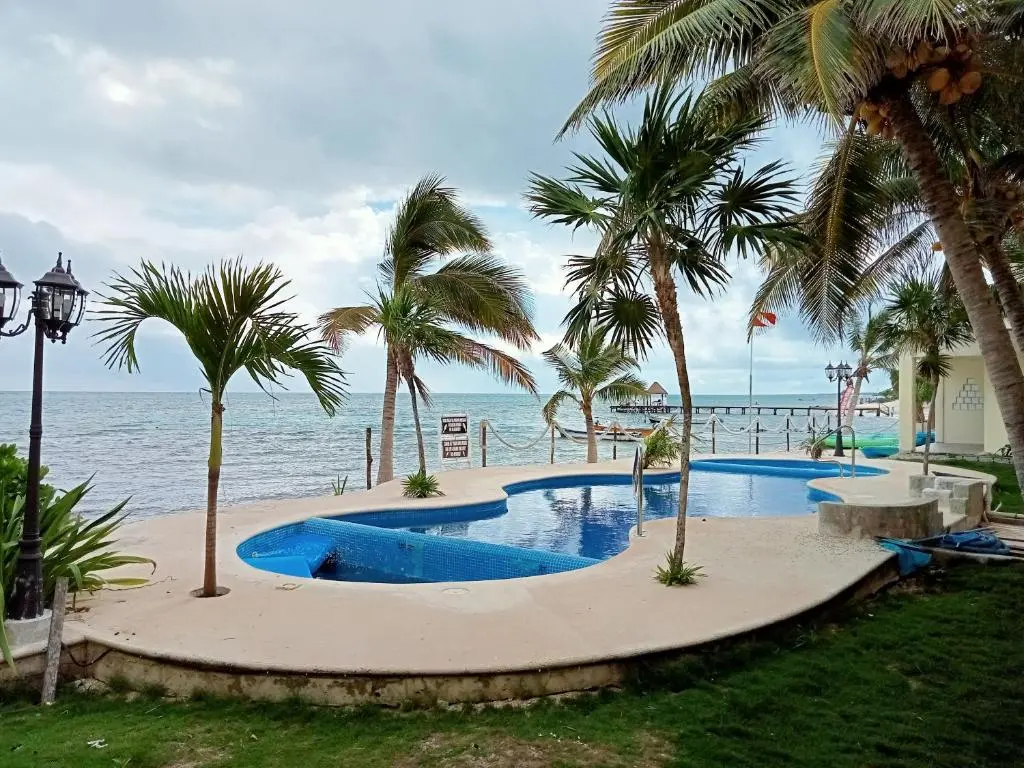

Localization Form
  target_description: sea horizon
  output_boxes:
[0,390,897,520]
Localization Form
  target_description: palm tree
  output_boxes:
[844,310,898,428]
[883,268,973,475]
[528,86,800,558]
[751,126,1024,355]
[566,0,1024,490]
[94,259,347,597]
[541,331,647,462]
[319,175,538,483]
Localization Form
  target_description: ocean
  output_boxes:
[0,391,897,519]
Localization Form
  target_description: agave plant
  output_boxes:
[2,478,154,667]
[402,470,444,499]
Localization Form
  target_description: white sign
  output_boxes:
[440,413,471,463]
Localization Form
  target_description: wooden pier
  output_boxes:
[610,403,893,417]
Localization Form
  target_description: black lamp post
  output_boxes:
[825,361,853,458]
[0,253,88,621]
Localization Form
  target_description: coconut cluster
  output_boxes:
[855,38,984,138]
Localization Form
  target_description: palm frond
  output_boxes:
[381,174,491,286]
[317,305,378,352]
[542,389,580,424]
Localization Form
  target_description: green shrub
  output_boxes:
[2,474,155,668]
[654,551,704,586]
[0,443,53,509]
[800,434,828,460]
[643,420,681,469]
[402,471,443,499]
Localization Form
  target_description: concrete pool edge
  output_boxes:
[34,455,992,705]
[28,553,901,706]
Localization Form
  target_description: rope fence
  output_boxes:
[474,413,899,466]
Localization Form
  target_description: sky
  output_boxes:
[0,0,880,396]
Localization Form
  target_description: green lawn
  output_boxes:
[2,564,1022,767]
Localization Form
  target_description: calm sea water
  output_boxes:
[0,391,897,519]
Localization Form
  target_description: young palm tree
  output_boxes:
[94,259,347,597]
[319,175,538,484]
[883,269,973,475]
[567,0,1024,489]
[844,311,898,428]
[541,331,647,462]
[528,86,800,558]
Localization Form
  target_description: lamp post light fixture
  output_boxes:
[0,253,88,621]
[825,360,853,458]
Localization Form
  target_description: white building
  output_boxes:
[898,340,1009,454]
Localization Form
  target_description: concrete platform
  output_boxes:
[36,454,990,704]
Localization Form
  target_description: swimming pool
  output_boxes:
[238,459,886,584]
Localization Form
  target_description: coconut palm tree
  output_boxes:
[567,0,1024,489]
[844,311,898,428]
[319,175,538,483]
[528,86,801,558]
[883,268,973,475]
[541,331,647,462]
[94,259,347,597]
[751,125,1024,354]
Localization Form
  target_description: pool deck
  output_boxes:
[36,454,990,702]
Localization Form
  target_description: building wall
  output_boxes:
[938,357,985,445]
[983,372,1009,452]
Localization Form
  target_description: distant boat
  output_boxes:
[559,423,652,442]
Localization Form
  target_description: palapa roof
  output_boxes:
[646,381,668,396]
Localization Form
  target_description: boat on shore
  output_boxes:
[558,423,653,443]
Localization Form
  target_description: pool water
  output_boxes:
[353,470,836,563]
[239,460,885,584]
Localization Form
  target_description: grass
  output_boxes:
[933,457,1024,516]
[2,564,1022,767]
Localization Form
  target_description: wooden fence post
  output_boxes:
[365,427,373,489]
[612,429,617,460]
[40,577,69,705]
[550,425,555,464]
[481,421,488,468]
[785,417,791,452]
[755,420,760,454]
[711,419,716,454]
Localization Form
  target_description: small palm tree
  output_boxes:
[528,86,799,560]
[844,311,898,428]
[542,331,646,463]
[883,269,973,475]
[94,259,347,597]
[319,175,538,483]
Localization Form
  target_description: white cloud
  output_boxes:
[40,33,241,108]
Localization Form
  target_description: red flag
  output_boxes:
[752,311,777,328]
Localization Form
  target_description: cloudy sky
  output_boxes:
[0,0,874,396]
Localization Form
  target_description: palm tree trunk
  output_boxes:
[982,238,1024,355]
[582,397,598,463]
[845,374,864,428]
[406,373,428,474]
[890,98,1024,489]
[377,347,400,484]
[650,251,691,560]
[924,375,939,476]
[203,401,224,597]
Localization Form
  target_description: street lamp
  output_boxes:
[0,253,88,621]
[825,361,853,458]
